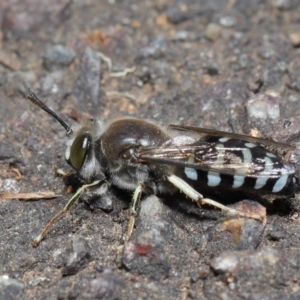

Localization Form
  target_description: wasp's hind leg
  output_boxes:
[167,174,264,221]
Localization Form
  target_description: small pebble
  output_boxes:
[0,275,24,299]
[288,31,300,47]
[61,236,91,276]
[205,23,221,41]
[219,16,236,28]
[44,45,76,71]
[2,178,21,193]
[272,0,296,10]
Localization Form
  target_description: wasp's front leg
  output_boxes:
[32,179,106,247]
[80,180,113,211]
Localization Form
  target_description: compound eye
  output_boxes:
[68,134,91,170]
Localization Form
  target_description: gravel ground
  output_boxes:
[1,1,300,299]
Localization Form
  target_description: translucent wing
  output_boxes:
[136,138,294,179]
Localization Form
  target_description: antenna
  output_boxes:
[27,89,72,135]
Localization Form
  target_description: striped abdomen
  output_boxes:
[181,136,297,195]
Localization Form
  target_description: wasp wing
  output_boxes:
[136,141,294,179]
[168,124,295,150]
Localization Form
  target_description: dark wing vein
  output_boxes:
[168,124,295,150]
[137,144,292,178]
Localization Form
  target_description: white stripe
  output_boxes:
[184,167,198,180]
[233,174,245,188]
[254,177,268,189]
[184,154,198,181]
[219,137,229,142]
[232,148,251,188]
[272,175,288,192]
[266,152,276,158]
[207,171,221,186]
[245,143,256,148]
[206,143,225,187]
[254,156,273,189]
[242,148,252,164]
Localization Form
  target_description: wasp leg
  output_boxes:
[167,174,264,221]
[32,180,104,247]
[80,180,112,211]
[125,184,143,242]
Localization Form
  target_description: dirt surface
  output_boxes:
[1,0,300,299]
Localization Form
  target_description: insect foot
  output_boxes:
[205,200,267,253]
